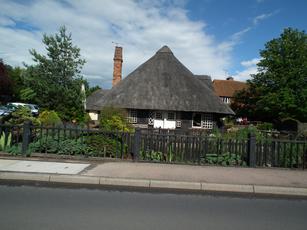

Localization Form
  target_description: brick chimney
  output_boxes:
[112,46,123,87]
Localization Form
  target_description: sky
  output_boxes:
[0,0,306,88]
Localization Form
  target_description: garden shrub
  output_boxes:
[29,136,92,156]
[5,144,23,155]
[140,150,164,162]
[100,106,134,132]
[38,110,62,127]
[85,134,123,157]
[0,132,11,151]
[256,122,274,131]
[7,106,40,125]
[201,153,246,166]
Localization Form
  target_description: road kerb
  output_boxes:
[0,172,50,182]
[49,175,100,184]
[150,180,201,190]
[254,185,307,196]
[100,177,150,188]
[201,182,254,193]
[2,171,307,197]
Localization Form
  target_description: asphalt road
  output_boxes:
[0,185,307,230]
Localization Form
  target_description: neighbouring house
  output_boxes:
[212,77,247,104]
[86,45,234,130]
[86,89,109,121]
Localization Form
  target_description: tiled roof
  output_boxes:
[212,79,247,97]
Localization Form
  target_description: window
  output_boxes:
[192,113,202,127]
[221,97,230,104]
[127,109,137,123]
[202,114,213,129]
[192,113,213,129]
[167,112,175,120]
[148,111,154,125]
[176,112,181,127]
[155,112,162,119]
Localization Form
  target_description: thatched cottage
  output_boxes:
[86,45,234,130]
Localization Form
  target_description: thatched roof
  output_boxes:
[91,46,234,115]
[86,89,109,110]
[194,75,214,90]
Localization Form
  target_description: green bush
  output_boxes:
[85,134,123,157]
[7,107,40,125]
[29,136,92,156]
[5,144,23,155]
[100,106,133,132]
[223,125,264,140]
[0,132,11,151]
[140,150,164,162]
[256,122,274,131]
[202,153,246,166]
[38,110,62,127]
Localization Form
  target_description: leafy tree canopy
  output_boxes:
[25,26,86,121]
[0,60,13,103]
[232,28,307,122]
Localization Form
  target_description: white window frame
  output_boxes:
[221,97,230,104]
[127,109,137,124]
[202,114,213,129]
[192,113,214,129]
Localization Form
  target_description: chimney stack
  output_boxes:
[226,76,234,81]
[112,46,123,87]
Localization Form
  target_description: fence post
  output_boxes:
[247,132,256,167]
[22,120,32,155]
[133,128,141,161]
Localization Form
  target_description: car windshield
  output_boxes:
[6,104,16,110]
[27,104,38,110]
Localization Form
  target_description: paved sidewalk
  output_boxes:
[83,161,307,188]
[0,159,89,174]
[1,157,307,197]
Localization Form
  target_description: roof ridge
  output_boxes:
[156,45,172,53]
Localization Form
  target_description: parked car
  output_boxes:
[6,102,40,116]
[26,104,39,116]
[0,105,11,117]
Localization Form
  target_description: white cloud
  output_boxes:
[218,27,251,53]
[233,58,260,81]
[253,10,279,25]
[241,58,260,67]
[0,0,245,88]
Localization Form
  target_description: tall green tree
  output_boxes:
[26,26,86,121]
[232,28,307,122]
[83,81,101,97]
[0,60,12,103]
[3,64,28,102]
